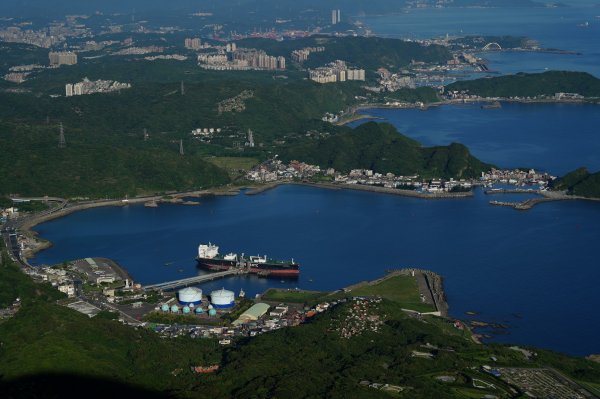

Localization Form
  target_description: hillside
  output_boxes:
[239,36,452,70]
[279,122,492,178]
[0,120,231,198]
[552,167,600,198]
[446,71,600,98]
[0,65,365,197]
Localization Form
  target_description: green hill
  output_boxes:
[280,122,492,178]
[552,167,600,198]
[238,36,452,70]
[446,71,600,98]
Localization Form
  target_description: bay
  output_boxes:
[31,185,600,356]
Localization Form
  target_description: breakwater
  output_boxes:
[489,191,599,210]
[294,181,473,199]
[484,188,539,195]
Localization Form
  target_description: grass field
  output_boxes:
[340,275,436,313]
[261,289,327,303]
[205,157,259,178]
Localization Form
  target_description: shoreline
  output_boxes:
[339,97,599,125]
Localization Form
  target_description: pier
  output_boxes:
[484,188,539,195]
[143,269,246,291]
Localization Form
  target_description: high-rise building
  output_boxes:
[277,56,286,70]
[331,10,338,25]
[226,42,237,52]
[184,38,201,50]
[73,82,83,95]
[337,9,341,23]
[49,51,77,66]
[65,83,73,97]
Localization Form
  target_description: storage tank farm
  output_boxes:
[177,287,203,306]
[210,288,235,309]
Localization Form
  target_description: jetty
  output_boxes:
[484,188,539,195]
[143,269,246,291]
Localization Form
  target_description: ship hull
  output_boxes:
[248,267,300,278]
[196,258,236,271]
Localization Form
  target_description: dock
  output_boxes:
[143,269,246,291]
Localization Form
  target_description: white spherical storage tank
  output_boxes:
[210,288,235,308]
[178,287,203,305]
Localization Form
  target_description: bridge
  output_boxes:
[482,42,502,51]
[143,269,245,291]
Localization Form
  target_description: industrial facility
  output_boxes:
[178,287,203,305]
[210,288,235,308]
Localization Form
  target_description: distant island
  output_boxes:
[446,71,600,100]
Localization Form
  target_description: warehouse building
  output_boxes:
[232,303,270,326]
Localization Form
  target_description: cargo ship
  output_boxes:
[197,243,238,271]
[248,255,300,278]
[196,243,299,278]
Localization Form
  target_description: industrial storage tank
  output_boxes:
[183,306,191,314]
[195,307,204,314]
[170,305,179,313]
[210,288,235,308]
[161,304,170,312]
[178,287,203,305]
[208,308,217,316]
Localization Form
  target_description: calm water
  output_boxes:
[31,186,600,356]
[362,5,600,77]
[349,102,600,175]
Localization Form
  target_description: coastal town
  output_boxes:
[244,158,556,194]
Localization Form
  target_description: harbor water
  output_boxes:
[31,185,600,356]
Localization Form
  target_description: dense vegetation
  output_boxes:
[552,167,600,198]
[0,120,230,198]
[240,36,452,70]
[450,35,532,50]
[382,87,440,103]
[0,250,64,307]
[280,122,492,178]
[446,71,600,98]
